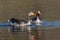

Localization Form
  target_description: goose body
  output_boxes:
[8,18,27,27]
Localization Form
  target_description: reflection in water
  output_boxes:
[0,21,60,40]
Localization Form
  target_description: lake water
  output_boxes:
[31,20,60,28]
[0,20,60,40]
[0,20,60,28]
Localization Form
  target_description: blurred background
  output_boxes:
[0,0,60,22]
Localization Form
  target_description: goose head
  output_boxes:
[28,12,35,17]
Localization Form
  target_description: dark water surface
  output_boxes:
[0,20,60,40]
[0,27,28,40]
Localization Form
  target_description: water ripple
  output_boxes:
[31,20,60,28]
[40,20,60,27]
[0,21,60,27]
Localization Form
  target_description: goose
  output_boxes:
[32,10,42,25]
[8,12,35,31]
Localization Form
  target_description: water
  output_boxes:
[40,20,60,27]
[0,20,60,28]
[0,22,11,27]
[31,20,60,28]
[0,21,60,40]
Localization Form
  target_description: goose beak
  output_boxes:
[28,12,35,16]
[31,13,35,16]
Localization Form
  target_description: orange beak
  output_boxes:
[28,12,36,16]
[31,13,36,16]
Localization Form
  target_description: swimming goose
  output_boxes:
[8,12,35,31]
[32,10,42,25]
[8,11,35,26]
